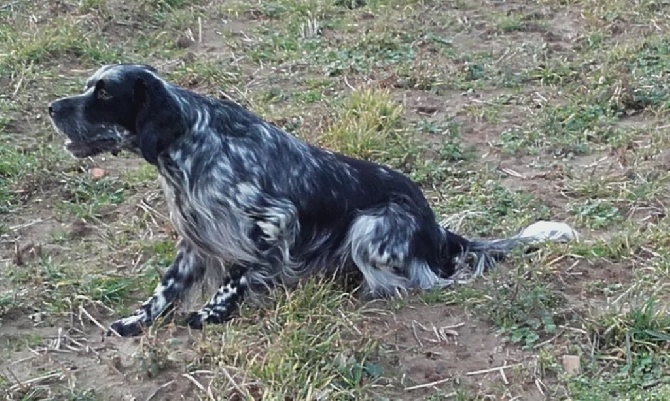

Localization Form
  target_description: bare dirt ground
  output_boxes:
[2,0,670,400]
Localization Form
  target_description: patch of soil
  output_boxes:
[0,218,64,267]
[0,321,199,401]
[491,151,635,223]
[557,258,635,302]
[361,302,545,399]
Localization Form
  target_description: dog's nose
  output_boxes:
[48,101,62,117]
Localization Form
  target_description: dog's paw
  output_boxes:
[185,311,206,330]
[186,309,231,329]
[107,316,145,337]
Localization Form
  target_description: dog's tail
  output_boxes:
[452,221,580,278]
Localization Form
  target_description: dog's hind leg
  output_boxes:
[348,204,450,297]
[185,269,247,329]
[183,242,287,329]
[109,239,204,337]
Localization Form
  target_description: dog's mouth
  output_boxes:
[64,138,124,158]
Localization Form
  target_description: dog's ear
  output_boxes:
[133,75,183,165]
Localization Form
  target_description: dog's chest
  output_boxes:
[159,176,209,231]
[161,179,195,231]
[158,175,252,259]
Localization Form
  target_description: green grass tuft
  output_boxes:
[318,88,405,160]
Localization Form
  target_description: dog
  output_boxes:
[47,64,577,337]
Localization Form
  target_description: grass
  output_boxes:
[1,0,670,400]
[318,88,405,160]
[193,280,380,399]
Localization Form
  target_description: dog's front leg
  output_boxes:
[108,240,203,337]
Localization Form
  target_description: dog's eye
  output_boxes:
[97,88,112,101]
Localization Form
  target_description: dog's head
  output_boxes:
[48,64,183,164]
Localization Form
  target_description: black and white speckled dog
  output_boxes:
[47,64,578,337]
